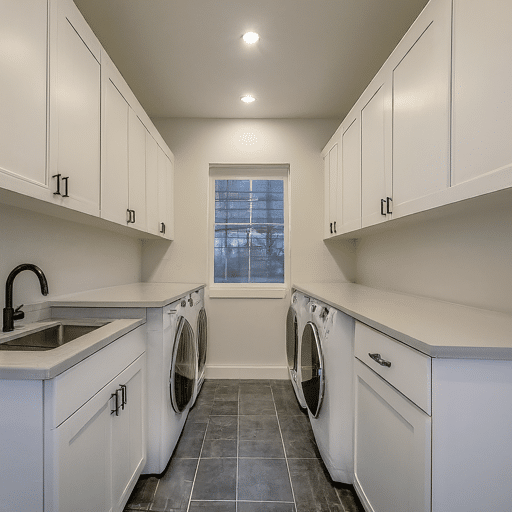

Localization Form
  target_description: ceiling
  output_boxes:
[73,0,429,120]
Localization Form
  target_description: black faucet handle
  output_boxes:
[13,304,24,321]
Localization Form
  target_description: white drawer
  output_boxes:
[355,321,431,415]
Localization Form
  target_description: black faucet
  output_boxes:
[3,264,49,332]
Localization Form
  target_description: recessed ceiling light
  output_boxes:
[243,32,260,44]
[241,95,256,103]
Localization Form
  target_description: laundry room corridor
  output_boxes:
[124,379,363,511]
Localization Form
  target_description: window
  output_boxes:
[209,165,289,297]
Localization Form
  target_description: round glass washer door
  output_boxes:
[170,316,196,413]
[197,307,208,377]
[286,306,299,372]
[300,321,325,418]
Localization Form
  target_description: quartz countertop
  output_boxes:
[0,318,144,380]
[293,282,512,360]
[46,282,205,308]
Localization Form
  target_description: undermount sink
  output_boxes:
[0,321,109,351]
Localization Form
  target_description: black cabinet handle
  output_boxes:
[330,222,333,234]
[111,390,120,416]
[386,197,392,214]
[53,174,69,197]
[120,384,127,410]
[333,221,336,234]
[160,222,166,234]
[368,352,392,368]
[126,209,136,224]
[381,199,386,216]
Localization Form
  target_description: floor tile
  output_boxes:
[238,458,294,502]
[125,476,158,509]
[201,438,237,458]
[191,458,237,500]
[205,416,238,440]
[188,501,236,511]
[211,400,238,415]
[238,502,296,512]
[288,458,344,512]
[278,415,321,459]
[148,458,197,511]
[239,415,281,441]
[239,398,276,415]
[239,439,285,458]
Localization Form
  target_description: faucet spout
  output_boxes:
[3,264,49,332]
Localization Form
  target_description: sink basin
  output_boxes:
[0,322,109,351]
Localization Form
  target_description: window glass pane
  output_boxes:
[214,178,285,284]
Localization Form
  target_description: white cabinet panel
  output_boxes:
[145,132,161,237]
[340,116,361,233]
[322,133,340,239]
[391,0,452,216]
[49,0,101,216]
[0,0,48,191]
[361,79,392,228]
[128,109,147,231]
[452,0,512,189]
[102,76,129,225]
[157,146,174,240]
[354,359,431,512]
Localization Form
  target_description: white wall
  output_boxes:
[143,118,355,378]
[0,203,142,309]
[356,197,512,315]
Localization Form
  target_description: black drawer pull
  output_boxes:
[369,353,392,368]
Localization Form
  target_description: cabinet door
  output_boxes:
[111,356,146,512]
[323,141,339,238]
[157,146,174,240]
[128,109,147,231]
[49,0,101,216]
[102,75,129,225]
[47,383,112,512]
[145,132,161,236]
[354,359,431,512]
[339,116,361,234]
[0,0,48,195]
[361,78,392,228]
[391,0,452,218]
[451,0,512,192]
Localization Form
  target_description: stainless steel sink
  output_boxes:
[0,322,109,351]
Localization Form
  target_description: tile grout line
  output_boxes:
[271,384,299,512]
[185,385,214,512]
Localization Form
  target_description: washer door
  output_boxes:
[197,307,208,378]
[286,306,299,372]
[170,316,196,413]
[300,321,325,418]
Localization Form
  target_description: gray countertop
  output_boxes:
[293,282,512,360]
[0,282,206,379]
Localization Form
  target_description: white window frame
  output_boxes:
[208,164,290,298]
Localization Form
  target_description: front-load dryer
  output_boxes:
[143,297,197,474]
[286,290,309,409]
[191,288,207,404]
[300,299,354,484]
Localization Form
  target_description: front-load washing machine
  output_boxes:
[143,296,197,474]
[286,290,309,409]
[191,288,207,404]
[300,298,354,483]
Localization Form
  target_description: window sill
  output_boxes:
[208,286,287,299]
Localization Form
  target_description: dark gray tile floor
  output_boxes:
[124,379,364,512]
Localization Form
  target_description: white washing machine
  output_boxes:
[192,288,207,404]
[300,298,354,484]
[286,290,309,409]
[143,296,198,474]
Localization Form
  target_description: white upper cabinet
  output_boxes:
[451,0,512,194]
[0,0,49,198]
[157,145,174,240]
[128,109,147,231]
[390,0,452,218]
[322,133,340,238]
[361,73,392,229]
[339,113,362,234]
[101,59,130,226]
[145,132,161,237]
[48,0,101,216]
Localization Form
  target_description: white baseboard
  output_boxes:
[205,365,288,380]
